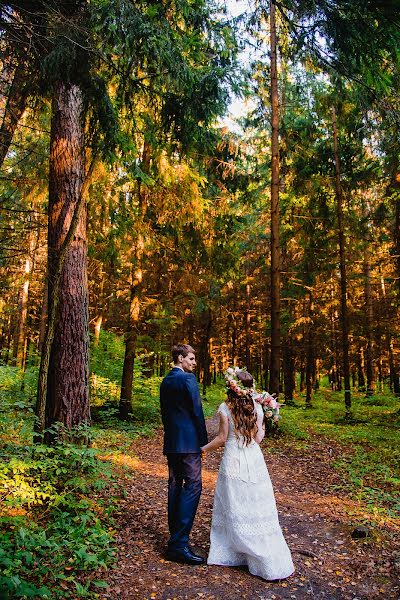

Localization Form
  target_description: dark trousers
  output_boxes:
[167,453,202,551]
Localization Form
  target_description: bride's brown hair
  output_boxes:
[226,372,258,446]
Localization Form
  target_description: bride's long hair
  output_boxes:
[226,372,258,446]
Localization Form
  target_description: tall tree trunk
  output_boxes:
[269,0,281,395]
[332,106,351,412]
[264,343,270,391]
[38,280,48,355]
[380,276,400,396]
[202,308,212,397]
[230,311,237,366]
[283,332,295,403]
[35,82,91,443]
[305,292,314,407]
[387,158,400,295]
[357,346,366,391]
[119,144,149,418]
[299,362,305,392]
[364,246,375,396]
[245,282,251,370]
[12,255,32,367]
[119,262,142,419]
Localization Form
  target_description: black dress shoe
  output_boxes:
[165,546,204,565]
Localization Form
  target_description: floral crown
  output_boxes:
[224,367,253,397]
[224,366,282,421]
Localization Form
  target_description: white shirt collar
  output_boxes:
[174,365,184,371]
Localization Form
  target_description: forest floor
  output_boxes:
[99,415,400,600]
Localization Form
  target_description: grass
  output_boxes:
[278,381,400,518]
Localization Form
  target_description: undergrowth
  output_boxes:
[0,365,117,599]
[277,381,400,520]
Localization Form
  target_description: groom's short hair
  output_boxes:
[172,344,195,363]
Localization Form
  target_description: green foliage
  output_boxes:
[201,377,227,417]
[90,331,163,433]
[278,381,400,518]
[0,369,116,599]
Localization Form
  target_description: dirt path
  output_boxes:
[102,417,400,600]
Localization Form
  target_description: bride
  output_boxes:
[200,368,294,581]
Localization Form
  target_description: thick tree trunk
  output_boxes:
[332,106,351,412]
[38,82,90,443]
[269,0,281,395]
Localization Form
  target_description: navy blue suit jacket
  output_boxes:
[160,367,208,454]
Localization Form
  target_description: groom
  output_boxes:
[160,344,208,565]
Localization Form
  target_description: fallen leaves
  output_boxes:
[100,419,399,600]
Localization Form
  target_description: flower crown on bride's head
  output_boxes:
[224,366,253,397]
[224,366,282,422]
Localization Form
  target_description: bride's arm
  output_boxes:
[254,406,266,444]
[200,412,229,454]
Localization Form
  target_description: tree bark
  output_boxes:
[387,157,400,296]
[283,333,295,403]
[202,308,212,397]
[332,106,351,412]
[305,292,314,407]
[269,0,281,395]
[357,346,366,391]
[35,82,91,443]
[380,276,400,396]
[364,246,375,396]
[12,255,32,367]
[38,280,48,355]
[119,263,142,419]
[244,282,251,371]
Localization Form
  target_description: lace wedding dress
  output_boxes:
[207,402,295,580]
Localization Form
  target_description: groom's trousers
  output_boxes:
[167,453,202,551]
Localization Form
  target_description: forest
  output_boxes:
[0,0,399,598]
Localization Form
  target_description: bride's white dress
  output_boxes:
[207,401,295,580]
